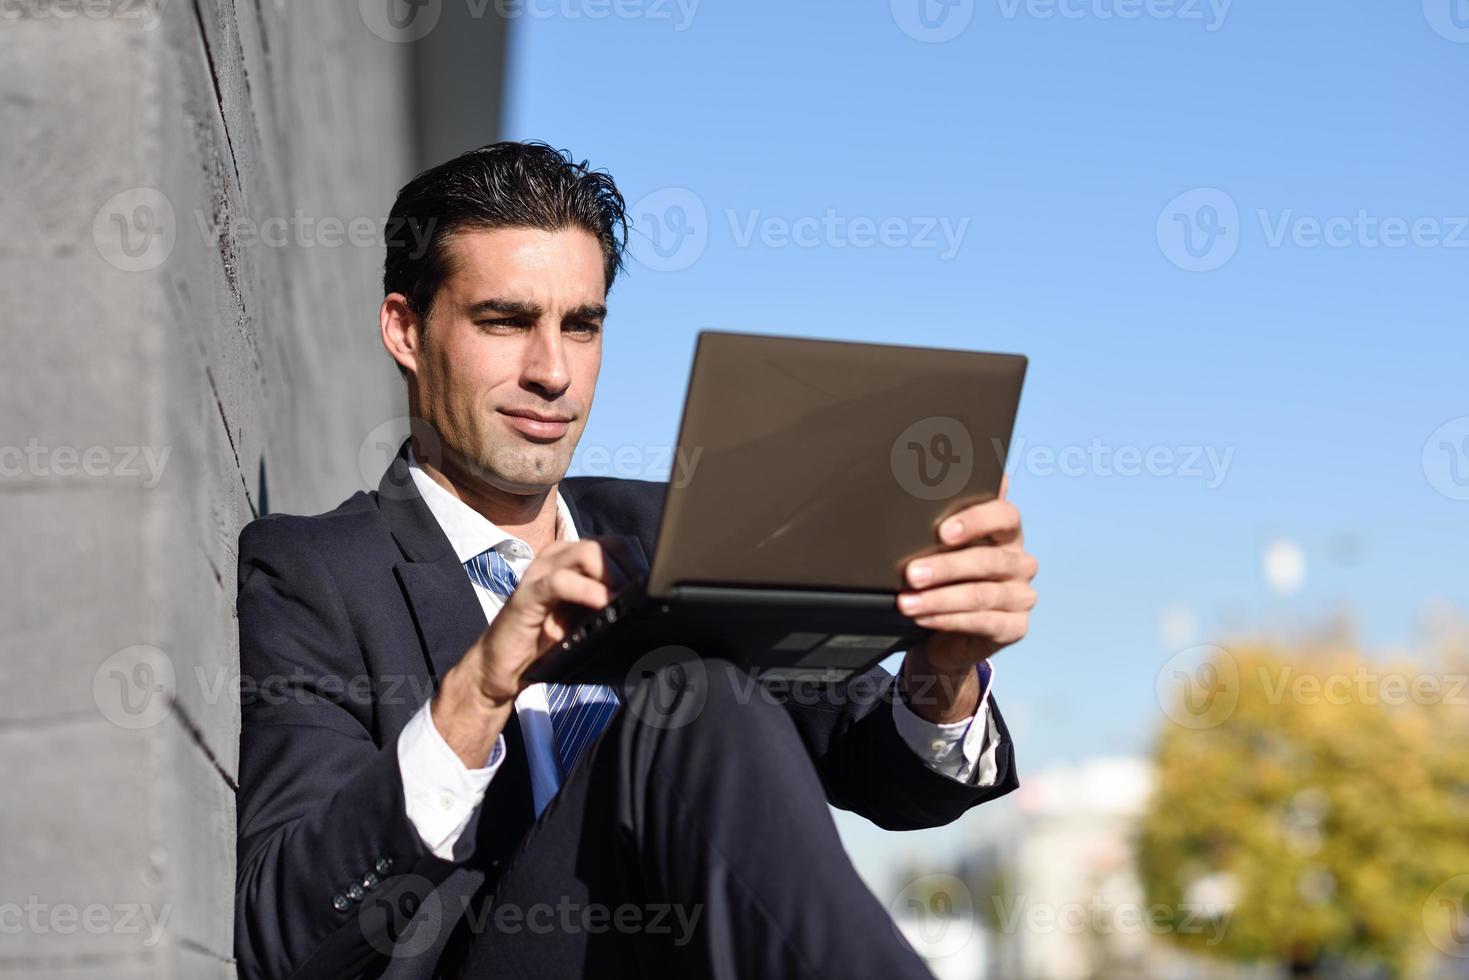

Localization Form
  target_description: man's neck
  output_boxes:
[412,440,560,555]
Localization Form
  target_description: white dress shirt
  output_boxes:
[397,454,1002,860]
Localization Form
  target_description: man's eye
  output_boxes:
[566,321,601,335]
[475,318,523,329]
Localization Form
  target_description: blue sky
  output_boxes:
[500,0,1468,783]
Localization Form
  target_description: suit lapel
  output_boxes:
[393,560,487,684]
[376,443,488,682]
[375,439,533,833]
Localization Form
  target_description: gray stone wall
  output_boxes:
[0,3,499,976]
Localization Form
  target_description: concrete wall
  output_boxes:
[0,3,500,976]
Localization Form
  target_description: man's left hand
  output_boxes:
[897,477,1038,723]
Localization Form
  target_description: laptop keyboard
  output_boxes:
[559,580,645,651]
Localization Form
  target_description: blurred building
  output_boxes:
[960,756,1248,980]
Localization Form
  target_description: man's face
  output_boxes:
[410,226,606,494]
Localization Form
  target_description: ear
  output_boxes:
[381,293,424,376]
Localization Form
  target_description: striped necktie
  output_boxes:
[464,547,621,779]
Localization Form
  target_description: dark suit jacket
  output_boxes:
[234,445,1019,980]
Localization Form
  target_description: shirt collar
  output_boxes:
[406,448,578,565]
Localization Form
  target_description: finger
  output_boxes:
[898,580,1037,618]
[540,539,631,589]
[540,608,572,644]
[911,609,1030,646]
[535,566,613,612]
[937,498,1022,547]
[905,547,1038,589]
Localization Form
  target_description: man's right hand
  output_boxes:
[430,536,640,768]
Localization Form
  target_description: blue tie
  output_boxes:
[464,547,621,779]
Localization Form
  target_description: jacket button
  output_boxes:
[347,884,366,902]
[375,857,393,875]
[362,873,381,891]
[332,894,350,912]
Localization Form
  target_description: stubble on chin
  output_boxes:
[464,436,572,491]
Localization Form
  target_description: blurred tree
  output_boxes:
[1137,635,1469,978]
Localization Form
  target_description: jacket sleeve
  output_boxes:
[233,517,454,980]
[781,664,1019,831]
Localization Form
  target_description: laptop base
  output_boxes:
[522,582,932,687]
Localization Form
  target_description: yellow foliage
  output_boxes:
[1138,641,1469,976]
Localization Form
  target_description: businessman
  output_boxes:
[234,141,1039,979]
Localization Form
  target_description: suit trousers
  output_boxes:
[443,658,938,979]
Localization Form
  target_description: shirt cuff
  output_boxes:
[892,660,1001,786]
[398,699,504,861]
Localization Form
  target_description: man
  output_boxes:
[234,141,1038,979]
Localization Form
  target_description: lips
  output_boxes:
[499,408,572,441]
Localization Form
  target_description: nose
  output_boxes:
[520,321,571,399]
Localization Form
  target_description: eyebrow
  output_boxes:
[465,298,607,322]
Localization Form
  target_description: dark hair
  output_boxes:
[383,141,628,324]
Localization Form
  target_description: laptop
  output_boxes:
[522,330,1028,688]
